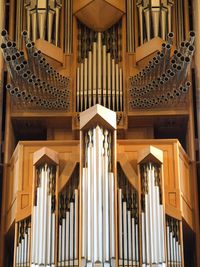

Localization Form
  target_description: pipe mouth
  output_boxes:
[189,31,195,38]
[185,57,190,63]
[15,65,21,71]
[172,64,177,69]
[174,49,178,55]
[16,52,20,58]
[6,84,12,90]
[13,42,16,48]
[186,81,191,87]
[177,65,182,71]
[180,41,185,47]
[185,42,190,48]
[6,55,11,61]
[28,78,33,83]
[188,45,195,52]
[26,42,32,48]
[7,41,12,48]
[14,87,19,93]
[1,29,7,37]
[22,30,28,36]
[1,43,6,49]
[23,73,28,79]
[162,43,166,48]
[166,44,171,50]
[10,89,15,95]
[168,32,174,38]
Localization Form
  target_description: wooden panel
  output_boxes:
[178,147,194,229]
[117,139,183,218]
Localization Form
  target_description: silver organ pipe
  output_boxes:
[136,0,175,45]
[64,0,73,53]
[81,125,116,267]
[118,165,139,267]
[24,0,63,47]
[76,32,123,112]
[166,216,182,267]
[140,163,166,266]
[58,168,79,267]
[15,217,31,267]
[31,164,56,267]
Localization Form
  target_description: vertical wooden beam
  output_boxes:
[192,1,200,265]
[0,0,6,264]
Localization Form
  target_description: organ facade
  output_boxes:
[0,1,199,267]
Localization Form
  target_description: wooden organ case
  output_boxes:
[0,1,199,267]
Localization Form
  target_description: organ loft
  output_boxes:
[0,0,200,267]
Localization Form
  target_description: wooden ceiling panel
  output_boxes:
[74,0,124,31]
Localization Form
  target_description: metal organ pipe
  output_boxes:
[31,164,56,267]
[16,218,31,267]
[141,163,166,266]
[81,126,116,267]
[118,166,139,267]
[76,33,123,112]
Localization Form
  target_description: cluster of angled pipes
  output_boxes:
[58,176,79,267]
[81,126,115,267]
[136,0,174,46]
[76,32,123,112]
[141,163,166,266]
[129,31,195,109]
[31,164,56,267]
[1,30,70,111]
[16,217,31,267]
[118,166,139,266]
[166,216,182,266]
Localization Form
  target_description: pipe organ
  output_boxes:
[0,1,200,267]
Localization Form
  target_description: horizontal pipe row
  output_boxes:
[82,126,115,266]
[136,0,174,45]
[31,164,56,266]
[16,218,31,267]
[76,32,123,112]
[58,190,79,267]
[129,81,191,109]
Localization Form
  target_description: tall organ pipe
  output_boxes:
[81,125,116,267]
[31,164,56,267]
[140,162,166,266]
